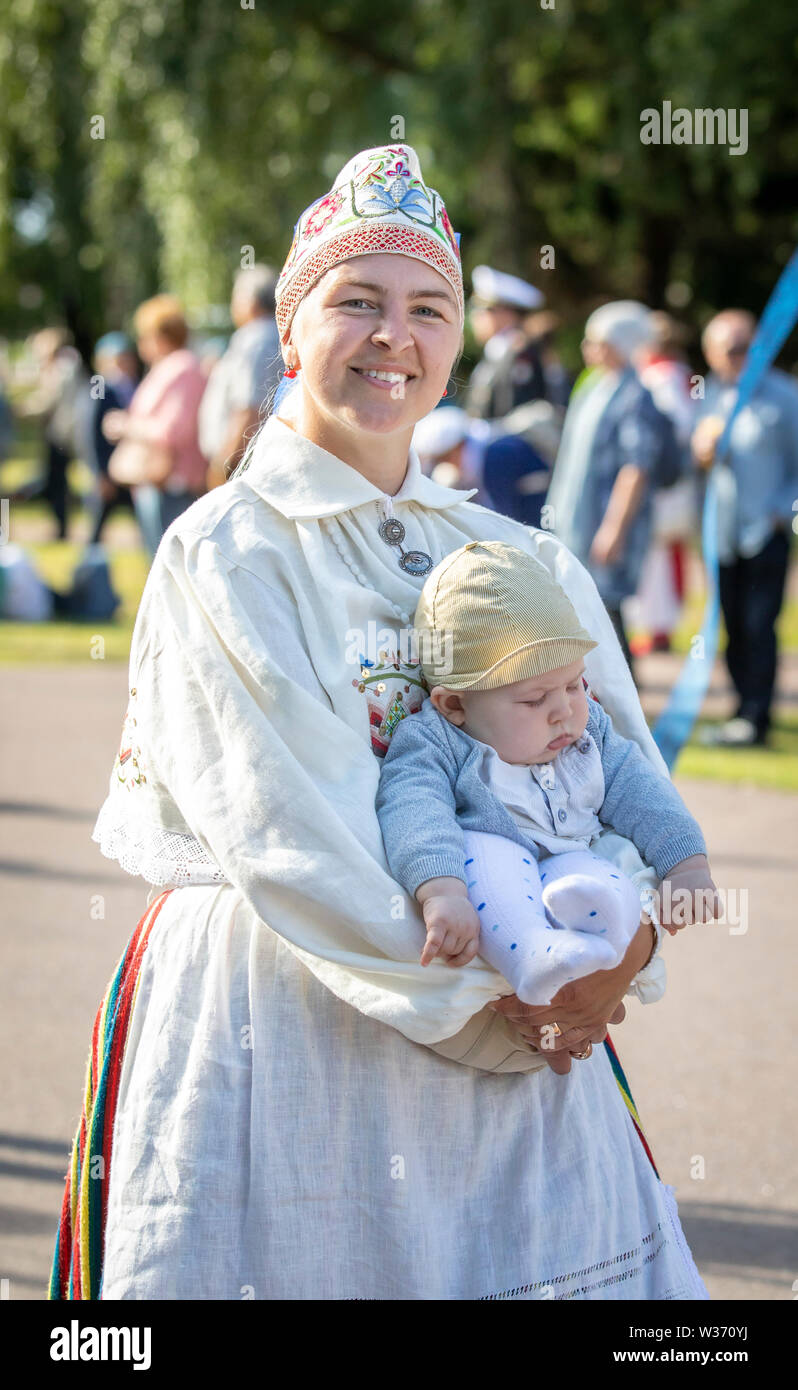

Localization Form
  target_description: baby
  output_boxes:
[375,540,719,1010]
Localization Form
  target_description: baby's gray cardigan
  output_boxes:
[375,694,706,897]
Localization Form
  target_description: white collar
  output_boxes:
[469,730,563,787]
[244,414,478,520]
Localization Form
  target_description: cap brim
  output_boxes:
[425,637,599,692]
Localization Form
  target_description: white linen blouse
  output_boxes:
[92,412,705,1300]
[94,413,667,1049]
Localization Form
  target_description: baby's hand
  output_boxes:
[415,878,481,967]
[420,895,482,967]
[659,853,721,933]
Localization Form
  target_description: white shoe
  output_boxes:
[698,717,763,747]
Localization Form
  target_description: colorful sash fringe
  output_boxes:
[48,892,658,1299]
[48,889,174,1301]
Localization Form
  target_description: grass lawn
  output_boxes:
[1,442,148,660]
[635,546,798,790]
[0,532,149,662]
[676,710,798,792]
[1,474,149,659]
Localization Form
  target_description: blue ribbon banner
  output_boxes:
[652,247,798,769]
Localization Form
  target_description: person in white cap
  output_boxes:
[55,146,709,1303]
[466,264,548,419]
[412,405,496,506]
[413,402,559,526]
[546,301,679,675]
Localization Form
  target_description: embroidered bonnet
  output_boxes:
[274,143,464,344]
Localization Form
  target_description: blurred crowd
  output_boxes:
[415,275,797,747]
[1,262,796,748]
[2,265,283,556]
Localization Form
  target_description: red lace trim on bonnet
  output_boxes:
[275,224,465,342]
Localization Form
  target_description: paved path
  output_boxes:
[1,663,796,1300]
[0,667,146,1300]
[634,647,798,722]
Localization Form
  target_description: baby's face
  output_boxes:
[431,657,589,765]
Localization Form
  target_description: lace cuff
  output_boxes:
[92,792,228,888]
[626,882,666,1005]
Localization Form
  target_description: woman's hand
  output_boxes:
[487,917,656,1075]
[530,1003,628,1076]
[589,463,647,567]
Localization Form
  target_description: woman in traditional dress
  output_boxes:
[51,144,707,1301]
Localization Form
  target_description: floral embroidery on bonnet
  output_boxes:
[274,142,464,345]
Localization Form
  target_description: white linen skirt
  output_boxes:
[100,883,708,1301]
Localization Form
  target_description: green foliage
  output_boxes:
[1,0,797,362]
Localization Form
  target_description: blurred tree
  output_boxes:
[0,0,106,360]
[0,0,796,365]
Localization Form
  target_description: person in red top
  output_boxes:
[102,295,208,556]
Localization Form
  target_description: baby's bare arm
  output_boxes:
[415,877,482,967]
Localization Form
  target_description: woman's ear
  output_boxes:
[450,331,466,378]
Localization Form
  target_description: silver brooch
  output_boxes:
[378,515,434,576]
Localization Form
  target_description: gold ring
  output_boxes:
[572,1042,593,1060]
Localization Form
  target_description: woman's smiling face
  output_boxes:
[286,253,463,438]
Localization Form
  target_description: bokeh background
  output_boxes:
[1,0,797,1301]
[2,0,798,342]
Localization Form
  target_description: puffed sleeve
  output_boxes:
[119,526,521,1049]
